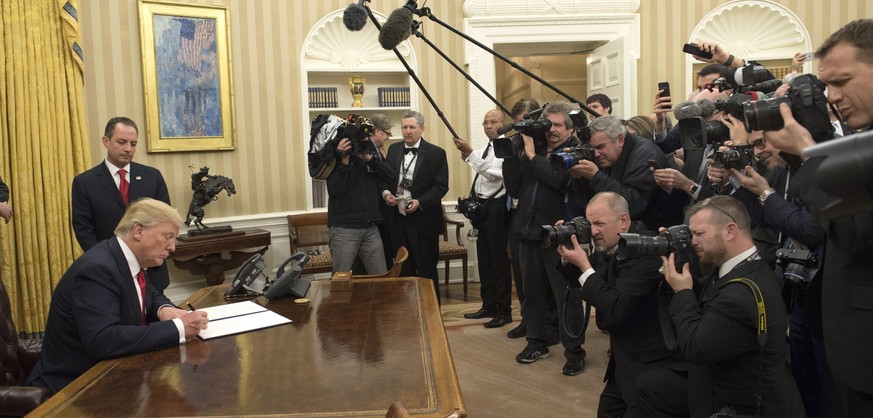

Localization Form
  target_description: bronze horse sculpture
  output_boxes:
[185,174,236,229]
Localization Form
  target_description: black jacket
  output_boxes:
[384,139,449,238]
[326,152,395,227]
[0,176,8,201]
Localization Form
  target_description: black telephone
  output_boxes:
[264,252,312,300]
[224,254,268,298]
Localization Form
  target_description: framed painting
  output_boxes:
[138,0,235,152]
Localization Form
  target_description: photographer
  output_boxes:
[658,196,803,417]
[453,109,513,328]
[502,101,587,375]
[326,114,395,275]
[557,192,686,417]
[762,19,873,414]
[569,115,675,230]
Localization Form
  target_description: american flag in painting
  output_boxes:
[177,18,215,71]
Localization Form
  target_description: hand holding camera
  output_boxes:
[555,228,592,272]
[660,252,694,292]
[568,159,599,180]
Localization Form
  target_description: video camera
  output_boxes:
[617,225,701,278]
[540,216,591,248]
[341,114,377,155]
[742,74,833,140]
[493,108,549,158]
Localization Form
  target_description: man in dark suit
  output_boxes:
[660,195,804,417]
[557,192,686,417]
[72,117,172,290]
[382,110,449,302]
[26,198,208,395]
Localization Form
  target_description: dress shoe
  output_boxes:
[463,309,495,319]
[484,314,511,328]
[506,320,526,338]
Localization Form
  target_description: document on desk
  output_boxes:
[196,301,292,340]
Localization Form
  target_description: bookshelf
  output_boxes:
[301,10,418,209]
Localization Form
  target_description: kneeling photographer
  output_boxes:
[326,114,396,275]
[564,115,676,230]
[654,196,803,417]
[555,192,686,417]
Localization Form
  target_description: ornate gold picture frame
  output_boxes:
[138,0,235,152]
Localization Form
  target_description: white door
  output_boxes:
[587,37,633,119]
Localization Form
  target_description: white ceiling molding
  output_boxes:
[463,0,640,17]
[302,10,412,71]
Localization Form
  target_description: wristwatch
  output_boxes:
[689,183,700,196]
[758,188,776,205]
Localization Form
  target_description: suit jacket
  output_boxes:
[385,139,448,238]
[579,225,685,408]
[72,161,171,289]
[26,238,181,395]
[670,258,804,417]
[0,176,8,201]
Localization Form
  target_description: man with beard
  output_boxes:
[656,195,803,417]
[557,192,686,417]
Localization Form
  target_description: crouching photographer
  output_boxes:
[555,192,686,417]
[645,196,803,417]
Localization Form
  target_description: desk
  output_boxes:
[30,278,466,417]
[171,228,271,286]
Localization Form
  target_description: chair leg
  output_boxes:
[444,260,450,298]
[462,256,468,301]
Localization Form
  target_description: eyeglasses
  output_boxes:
[379,129,392,137]
[751,137,766,150]
[701,197,737,224]
[481,120,503,127]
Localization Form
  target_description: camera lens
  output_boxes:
[617,234,672,260]
[743,96,789,132]
[549,152,577,171]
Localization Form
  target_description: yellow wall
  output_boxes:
[79,0,873,219]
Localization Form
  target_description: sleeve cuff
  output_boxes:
[172,318,186,344]
[578,267,595,287]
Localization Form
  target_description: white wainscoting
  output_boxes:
[166,203,479,304]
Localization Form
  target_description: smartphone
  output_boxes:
[682,43,713,59]
[798,52,814,63]
[647,159,663,170]
[658,81,671,99]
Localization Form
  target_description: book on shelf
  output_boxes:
[308,86,338,109]
[377,86,410,107]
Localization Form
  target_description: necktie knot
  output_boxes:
[404,147,418,155]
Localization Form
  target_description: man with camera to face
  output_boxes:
[760,19,873,415]
[383,110,449,302]
[502,102,587,375]
[453,109,513,328]
[557,192,686,417]
[569,115,675,231]
[327,114,396,276]
[657,195,803,417]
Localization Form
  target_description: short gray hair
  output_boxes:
[369,113,392,131]
[589,192,629,216]
[115,198,183,236]
[541,102,574,129]
[589,115,626,142]
[401,110,425,127]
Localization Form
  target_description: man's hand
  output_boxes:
[181,311,209,339]
[569,160,599,180]
[763,103,816,158]
[0,202,11,223]
[731,166,771,195]
[706,164,731,187]
[158,306,189,321]
[722,114,749,145]
[653,91,673,133]
[653,168,694,193]
[661,253,693,292]
[336,138,351,165]
[403,199,420,214]
[452,137,473,159]
[556,234,592,271]
[695,41,730,65]
[384,194,398,207]
[522,134,536,160]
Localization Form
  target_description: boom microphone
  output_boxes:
[673,101,701,120]
[378,5,414,50]
[497,123,515,135]
[342,0,370,31]
[697,99,716,118]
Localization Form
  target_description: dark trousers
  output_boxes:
[788,284,839,418]
[834,381,873,417]
[508,208,525,308]
[635,368,691,418]
[396,214,440,303]
[518,239,585,360]
[476,198,511,315]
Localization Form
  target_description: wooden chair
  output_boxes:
[438,206,468,298]
[287,212,333,277]
[354,246,409,279]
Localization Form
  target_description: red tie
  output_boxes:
[136,270,147,324]
[118,169,129,206]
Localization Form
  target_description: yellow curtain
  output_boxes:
[0,0,91,334]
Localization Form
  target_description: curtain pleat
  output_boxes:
[0,0,91,334]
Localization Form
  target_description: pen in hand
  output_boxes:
[187,302,196,312]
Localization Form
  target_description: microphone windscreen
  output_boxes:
[378,6,413,50]
[673,101,701,120]
[697,99,717,118]
[343,3,368,31]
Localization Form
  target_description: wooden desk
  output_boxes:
[31,278,466,418]
[171,228,271,286]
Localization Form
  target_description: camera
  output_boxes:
[457,195,486,223]
[342,114,377,155]
[618,225,700,276]
[774,248,817,285]
[540,216,591,248]
[399,177,412,190]
[713,145,757,171]
[679,117,732,149]
[550,143,595,170]
[493,108,549,158]
[743,74,833,140]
